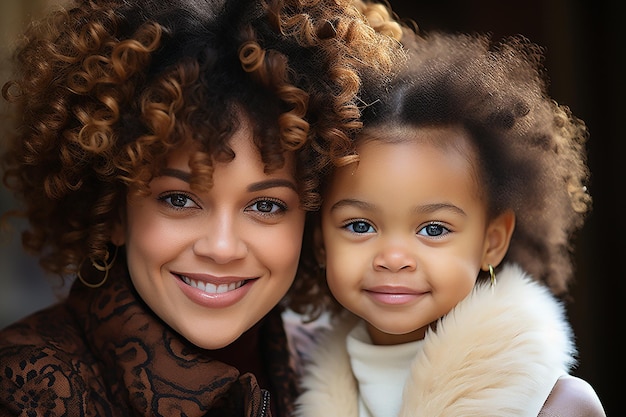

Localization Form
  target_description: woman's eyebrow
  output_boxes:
[159,169,296,192]
[160,168,191,182]
[247,179,297,192]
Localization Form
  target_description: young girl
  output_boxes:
[0,0,404,415]
[295,31,607,416]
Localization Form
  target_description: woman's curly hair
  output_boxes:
[306,30,592,316]
[0,0,405,317]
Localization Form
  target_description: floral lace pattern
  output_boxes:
[0,267,298,417]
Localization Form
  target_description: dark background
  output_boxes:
[391,0,622,415]
[0,0,621,415]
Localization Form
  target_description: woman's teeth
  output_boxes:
[181,276,245,293]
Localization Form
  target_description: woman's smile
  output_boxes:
[114,119,306,349]
[178,274,248,294]
[174,272,257,309]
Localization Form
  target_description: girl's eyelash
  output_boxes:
[341,219,376,234]
[418,221,452,237]
[340,218,370,228]
[421,220,442,228]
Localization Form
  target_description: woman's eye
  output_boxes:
[418,222,450,237]
[159,193,199,209]
[345,220,375,234]
[247,199,286,214]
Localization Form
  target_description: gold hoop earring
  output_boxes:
[77,245,119,288]
[488,264,496,292]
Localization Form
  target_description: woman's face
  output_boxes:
[113,121,306,349]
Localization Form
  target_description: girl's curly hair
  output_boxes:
[0,0,405,317]
[307,30,592,317]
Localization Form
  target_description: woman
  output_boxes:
[0,0,404,415]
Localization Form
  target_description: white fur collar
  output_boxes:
[295,264,576,417]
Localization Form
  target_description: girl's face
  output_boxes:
[113,122,306,349]
[319,125,513,345]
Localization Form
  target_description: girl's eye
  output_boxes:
[247,199,286,214]
[158,193,199,209]
[345,220,375,234]
[418,222,450,237]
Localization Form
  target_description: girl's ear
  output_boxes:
[313,223,326,267]
[481,209,515,270]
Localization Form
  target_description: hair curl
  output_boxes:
[305,30,592,316]
[285,0,407,319]
[0,0,406,318]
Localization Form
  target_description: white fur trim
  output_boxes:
[295,264,576,417]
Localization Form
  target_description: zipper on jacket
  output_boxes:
[257,389,270,417]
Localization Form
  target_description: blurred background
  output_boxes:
[0,0,621,415]
[0,0,74,336]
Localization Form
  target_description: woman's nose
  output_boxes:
[193,214,248,264]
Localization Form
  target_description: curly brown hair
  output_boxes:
[305,30,592,317]
[0,0,405,317]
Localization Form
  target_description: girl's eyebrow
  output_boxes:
[330,199,466,216]
[330,199,375,212]
[414,203,467,217]
[159,168,297,191]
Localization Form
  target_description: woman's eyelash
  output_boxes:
[247,198,288,214]
[157,192,198,209]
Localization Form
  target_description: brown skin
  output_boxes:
[317,126,514,345]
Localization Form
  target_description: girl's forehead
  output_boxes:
[356,132,472,172]
[325,132,487,216]
[322,123,480,188]
[359,124,475,156]
[346,124,484,198]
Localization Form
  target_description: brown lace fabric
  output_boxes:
[0,263,298,416]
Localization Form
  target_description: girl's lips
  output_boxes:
[173,273,258,309]
[364,286,426,305]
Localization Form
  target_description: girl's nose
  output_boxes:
[193,214,248,264]
[373,244,417,272]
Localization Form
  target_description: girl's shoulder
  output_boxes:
[283,310,332,375]
[540,375,606,417]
